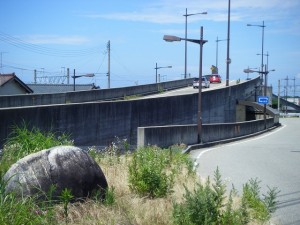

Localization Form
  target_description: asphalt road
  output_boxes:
[189,118,300,225]
[140,80,238,98]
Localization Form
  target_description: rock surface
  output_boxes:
[3,146,108,200]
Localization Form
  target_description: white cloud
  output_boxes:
[24,35,90,45]
[83,0,300,24]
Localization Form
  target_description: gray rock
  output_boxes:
[3,146,108,201]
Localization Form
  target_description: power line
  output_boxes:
[0,31,102,57]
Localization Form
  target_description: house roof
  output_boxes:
[0,73,33,93]
[27,83,99,94]
[0,74,13,86]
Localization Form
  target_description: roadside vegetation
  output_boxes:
[0,125,279,224]
[123,94,141,100]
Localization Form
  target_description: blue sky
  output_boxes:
[0,0,299,95]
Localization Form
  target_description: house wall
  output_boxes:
[0,80,28,95]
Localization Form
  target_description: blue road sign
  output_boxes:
[258,96,269,104]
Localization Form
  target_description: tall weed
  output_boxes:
[0,123,73,176]
[128,145,194,198]
[0,177,55,224]
[242,178,280,222]
[172,169,279,225]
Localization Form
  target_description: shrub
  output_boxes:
[172,168,279,225]
[128,145,194,198]
[241,178,280,222]
[172,168,225,225]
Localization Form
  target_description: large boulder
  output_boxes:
[3,146,108,200]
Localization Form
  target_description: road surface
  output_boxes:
[189,118,300,225]
[140,80,238,98]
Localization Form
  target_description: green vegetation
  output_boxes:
[157,84,165,93]
[128,145,194,198]
[123,94,141,100]
[0,125,279,224]
[0,177,50,225]
[0,123,73,177]
[172,168,279,225]
[60,188,74,224]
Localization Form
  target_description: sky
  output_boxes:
[0,0,300,96]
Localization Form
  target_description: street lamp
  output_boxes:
[164,26,207,143]
[216,36,227,69]
[72,69,95,91]
[183,8,207,79]
[244,67,275,129]
[225,0,232,87]
[243,67,258,80]
[257,52,269,71]
[154,63,172,83]
[247,21,266,77]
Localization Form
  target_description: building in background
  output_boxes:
[0,72,99,95]
[287,97,300,106]
[0,73,33,95]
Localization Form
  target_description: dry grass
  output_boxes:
[53,154,198,225]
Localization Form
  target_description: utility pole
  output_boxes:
[107,40,111,89]
[34,69,37,84]
[67,68,70,84]
[278,79,280,113]
[292,77,296,104]
[284,76,289,115]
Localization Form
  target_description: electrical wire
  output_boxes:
[0,31,103,57]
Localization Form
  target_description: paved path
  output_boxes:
[189,118,300,225]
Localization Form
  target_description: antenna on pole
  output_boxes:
[0,52,8,73]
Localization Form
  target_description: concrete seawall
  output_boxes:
[0,77,262,148]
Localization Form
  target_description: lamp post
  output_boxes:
[154,63,172,83]
[225,0,231,87]
[164,26,207,143]
[216,36,227,69]
[247,21,266,76]
[183,8,207,79]
[244,67,275,129]
[257,52,269,71]
[72,69,95,91]
[243,67,258,80]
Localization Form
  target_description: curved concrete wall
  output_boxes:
[0,78,193,108]
[0,77,262,148]
[137,118,276,148]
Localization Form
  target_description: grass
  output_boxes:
[0,126,279,225]
[0,122,73,177]
[123,94,141,100]
[53,152,197,225]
